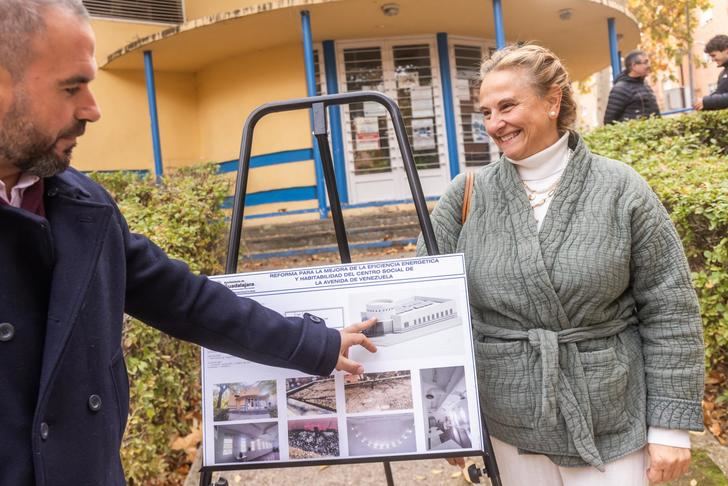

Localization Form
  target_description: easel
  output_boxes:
[200,91,501,486]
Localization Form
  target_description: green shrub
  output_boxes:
[586,111,728,371]
[90,165,229,485]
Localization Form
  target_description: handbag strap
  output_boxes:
[461,171,475,224]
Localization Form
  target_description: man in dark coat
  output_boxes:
[603,50,661,124]
[0,1,376,484]
[694,34,728,111]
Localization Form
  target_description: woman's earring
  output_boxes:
[549,111,557,118]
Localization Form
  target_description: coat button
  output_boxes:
[88,394,103,412]
[40,422,49,440]
[0,322,15,342]
[46,187,59,197]
[309,315,323,323]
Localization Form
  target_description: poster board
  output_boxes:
[201,254,483,468]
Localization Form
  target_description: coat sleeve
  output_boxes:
[702,92,728,110]
[118,211,341,377]
[603,84,629,124]
[629,182,704,431]
[416,173,468,257]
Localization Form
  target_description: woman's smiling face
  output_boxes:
[478,68,560,161]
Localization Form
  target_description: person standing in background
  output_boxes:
[604,50,661,124]
[693,34,728,111]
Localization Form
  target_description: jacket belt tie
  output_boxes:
[475,320,630,471]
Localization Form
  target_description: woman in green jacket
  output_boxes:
[419,44,704,485]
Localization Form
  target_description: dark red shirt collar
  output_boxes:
[0,178,46,217]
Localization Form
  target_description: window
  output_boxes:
[83,0,183,23]
[453,44,496,167]
[343,47,392,175]
[222,435,233,456]
[392,44,441,171]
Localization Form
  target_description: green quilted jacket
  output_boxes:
[417,132,704,469]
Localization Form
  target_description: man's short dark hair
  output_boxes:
[624,50,647,73]
[0,0,89,80]
[705,35,728,54]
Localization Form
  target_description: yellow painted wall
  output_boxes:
[74,69,201,171]
[196,43,312,162]
[183,0,328,21]
[91,19,162,60]
[74,19,202,171]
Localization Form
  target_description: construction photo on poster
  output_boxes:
[201,254,483,467]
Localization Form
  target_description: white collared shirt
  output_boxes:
[0,173,40,208]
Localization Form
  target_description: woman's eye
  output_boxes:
[65,87,80,95]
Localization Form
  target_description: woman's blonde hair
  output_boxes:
[480,44,577,134]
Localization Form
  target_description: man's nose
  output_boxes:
[76,88,101,123]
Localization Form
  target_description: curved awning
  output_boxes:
[101,0,639,80]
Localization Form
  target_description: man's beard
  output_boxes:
[0,92,86,178]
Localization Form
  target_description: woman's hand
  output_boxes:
[646,443,691,484]
[445,457,466,468]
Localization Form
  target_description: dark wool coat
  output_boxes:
[0,168,341,485]
[702,61,728,110]
[603,72,661,124]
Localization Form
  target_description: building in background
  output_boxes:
[80,0,638,219]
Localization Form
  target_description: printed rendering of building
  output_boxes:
[361,296,458,337]
[79,0,639,220]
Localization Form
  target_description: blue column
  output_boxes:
[607,18,621,82]
[323,40,348,204]
[300,11,328,218]
[143,50,164,179]
[436,33,461,179]
[492,0,506,49]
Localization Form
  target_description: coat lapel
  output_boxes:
[37,175,113,396]
[497,133,592,332]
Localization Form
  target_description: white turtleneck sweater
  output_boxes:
[508,133,570,231]
[506,133,690,450]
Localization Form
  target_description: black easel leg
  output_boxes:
[383,460,395,486]
[481,417,502,486]
[200,469,212,486]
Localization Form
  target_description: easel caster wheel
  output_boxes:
[464,461,483,484]
[214,478,229,486]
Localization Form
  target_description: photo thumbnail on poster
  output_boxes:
[347,414,416,456]
[288,417,340,459]
[421,366,473,451]
[212,380,277,422]
[213,422,279,464]
[286,376,337,416]
[344,370,413,414]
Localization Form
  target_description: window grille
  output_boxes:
[83,0,183,24]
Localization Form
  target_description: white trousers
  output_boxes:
[491,437,649,486]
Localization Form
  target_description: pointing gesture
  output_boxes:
[336,318,378,374]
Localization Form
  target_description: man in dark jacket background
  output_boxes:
[0,1,377,484]
[603,50,661,124]
[693,34,728,111]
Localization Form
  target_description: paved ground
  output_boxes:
[186,247,728,486]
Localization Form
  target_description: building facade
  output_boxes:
[80,0,638,219]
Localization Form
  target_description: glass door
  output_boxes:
[338,38,450,203]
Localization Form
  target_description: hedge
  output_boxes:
[90,166,229,485]
[585,110,728,371]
